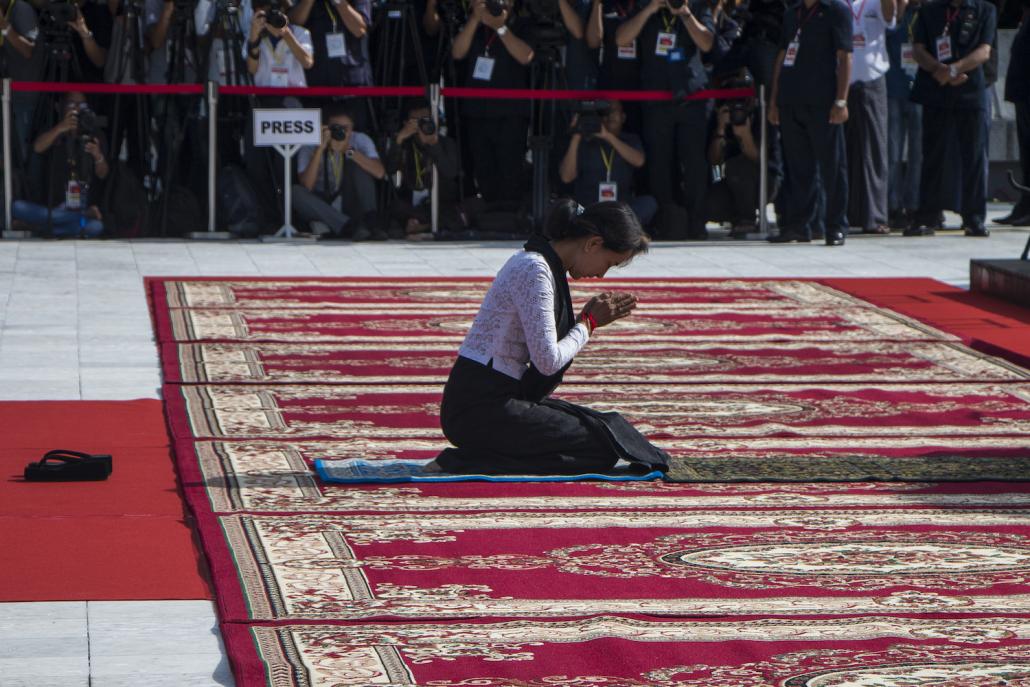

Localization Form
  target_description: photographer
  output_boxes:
[558,99,656,226]
[294,105,386,239]
[707,80,782,236]
[48,0,112,82]
[13,91,107,237]
[452,0,534,203]
[385,101,461,237]
[616,0,715,240]
[247,0,314,87]
[905,0,995,237]
[288,0,371,86]
[1,0,40,163]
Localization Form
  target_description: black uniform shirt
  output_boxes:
[571,132,644,206]
[627,0,715,94]
[910,0,996,109]
[304,0,373,87]
[1004,11,1030,104]
[459,17,533,118]
[598,0,642,89]
[776,0,852,108]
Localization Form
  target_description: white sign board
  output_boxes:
[253,109,322,147]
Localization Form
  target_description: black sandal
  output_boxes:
[23,450,113,482]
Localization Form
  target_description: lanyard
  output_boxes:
[850,0,867,23]
[795,2,821,39]
[329,149,344,187]
[323,0,339,32]
[906,9,918,42]
[943,4,960,35]
[600,145,615,182]
[264,36,289,65]
[413,146,427,189]
[661,10,676,32]
[483,26,499,56]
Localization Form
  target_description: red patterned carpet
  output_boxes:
[150,277,1030,686]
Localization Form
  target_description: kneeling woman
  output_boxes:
[433,200,669,475]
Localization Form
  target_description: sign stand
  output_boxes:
[253,108,322,243]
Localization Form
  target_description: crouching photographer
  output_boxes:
[385,101,462,238]
[559,99,656,227]
[706,80,781,237]
[293,105,386,240]
[13,92,108,238]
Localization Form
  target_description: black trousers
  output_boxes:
[707,156,761,224]
[642,101,709,235]
[465,116,528,204]
[437,356,668,475]
[1015,100,1030,212]
[778,104,848,238]
[916,105,987,226]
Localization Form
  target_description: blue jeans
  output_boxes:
[13,201,104,238]
[887,97,922,212]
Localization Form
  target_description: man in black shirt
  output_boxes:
[558,99,657,225]
[452,0,534,203]
[385,101,462,236]
[905,0,995,236]
[768,0,853,245]
[56,0,112,82]
[997,0,1030,225]
[616,0,715,239]
[289,0,372,86]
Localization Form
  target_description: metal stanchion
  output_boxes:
[758,84,769,238]
[190,81,232,239]
[430,82,440,236]
[2,79,28,239]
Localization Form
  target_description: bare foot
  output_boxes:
[421,459,444,473]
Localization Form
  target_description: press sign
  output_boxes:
[253,109,322,147]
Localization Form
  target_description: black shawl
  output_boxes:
[520,234,576,402]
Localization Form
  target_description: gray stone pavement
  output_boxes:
[0,220,1027,685]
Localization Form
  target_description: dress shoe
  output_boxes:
[888,209,910,230]
[903,223,936,237]
[350,224,372,241]
[768,232,809,243]
[825,230,846,246]
[963,224,990,237]
[1002,213,1030,226]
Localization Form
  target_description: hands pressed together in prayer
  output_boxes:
[581,291,638,328]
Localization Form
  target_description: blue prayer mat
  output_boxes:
[314,458,666,484]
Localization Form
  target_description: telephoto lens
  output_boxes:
[417,116,437,136]
[265,8,288,29]
[329,124,348,141]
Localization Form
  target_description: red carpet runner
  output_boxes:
[150,277,1030,686]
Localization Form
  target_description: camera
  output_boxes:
[524,0,566,51]
[485,0,507,17]
[572,100,612,137]
[265,8,288,29]
[329,123,349,141]
[666,0,686,10]
[417,116,437,136]
[717,76,754,127]
[76,107,108,145]
[728,100,750,126]
[40,0,78,26]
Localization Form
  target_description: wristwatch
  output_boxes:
[0,26,10,37]
[345,149,355,159]
[496,25,508,36]
[948,65,958,79]
[833,99,847,109]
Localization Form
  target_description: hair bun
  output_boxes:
[543,198,581,240]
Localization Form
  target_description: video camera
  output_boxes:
[571,100,612,137]
[523,0,567,51]
[39,0,78,26]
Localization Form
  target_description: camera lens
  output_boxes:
[329,124,347,141]
[265,8,287,29]
[417,116,436,136]
[667,0,686,10]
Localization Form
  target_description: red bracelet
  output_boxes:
[581,312,597,333]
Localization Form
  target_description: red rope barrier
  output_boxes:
[9,81,755,101]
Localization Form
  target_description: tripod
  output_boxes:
[528,47,566,229]
[105,1,155,234]
[433,9,468,199]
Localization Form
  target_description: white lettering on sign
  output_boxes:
[253,109,323,147]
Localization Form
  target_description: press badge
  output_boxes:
[783,40,799,66]
[326,32,347,59]
[655,32,676,56]
[66,180,82,210]
[901,42,917,75]
[270,65,289,87]
[598,182,618,202]
[473,56,495,81]
[936,35,952,61]
[617,40,637,59]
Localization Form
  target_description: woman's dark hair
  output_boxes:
[543,199,650,257]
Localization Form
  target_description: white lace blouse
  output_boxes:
[458,250,590,380]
